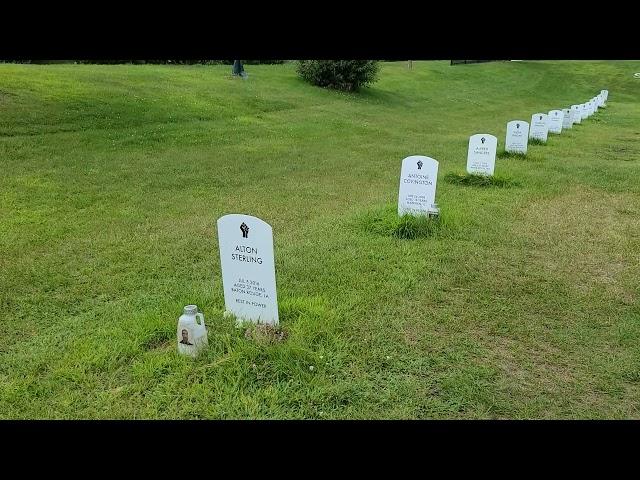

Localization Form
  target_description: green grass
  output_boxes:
[1,60,640,419]
[358,206,447,240]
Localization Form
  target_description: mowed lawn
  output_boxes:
[1,60,639,419]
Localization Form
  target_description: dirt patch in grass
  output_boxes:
[509,187,640,304]
[244,323,288,344]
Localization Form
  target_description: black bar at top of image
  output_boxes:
[0,9,637,60]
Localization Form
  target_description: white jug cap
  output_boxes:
[183,305,198,315]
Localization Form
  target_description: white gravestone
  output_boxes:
[588,100,595,116]
[562,108,573,129]
[601,89,608,103]
[466,134,497,176]
[571,104,582,124]
[529,113,549,142]
[398,155,439,216]
[505,121,529,154]
[548,110,564,134]
[580,103,589,121]
[593,98,599,111]
[217,214,279,325]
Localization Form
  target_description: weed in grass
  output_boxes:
[444,173,519,188]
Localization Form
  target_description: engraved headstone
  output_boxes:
[398,155,439,216]
[529,113,549,142]
[580,103,589,121]
[571,104,582,124]
[505,120,529,154]
[562,108,573,129]
[548,110,564,134]
[466,134,498,176]
[217,214,279,325]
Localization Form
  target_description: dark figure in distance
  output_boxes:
[232,60,245,77]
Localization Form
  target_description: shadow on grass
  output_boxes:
[528,137,547,146]
[358,205,450,240]
[497,150,529,160]
[444,173,520,188]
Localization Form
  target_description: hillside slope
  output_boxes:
[1,60,639,418]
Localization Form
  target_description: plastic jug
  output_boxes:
[177,305,208,357]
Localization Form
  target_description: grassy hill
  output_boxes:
[1,60,639,418]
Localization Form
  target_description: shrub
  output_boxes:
[296,60,380,91]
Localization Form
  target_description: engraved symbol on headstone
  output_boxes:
[555,112,558,116]
[516,123,520,129]
[481,137,486,144]
[417,160,423,169]
[240,222,249,238]
[540,115,543,120]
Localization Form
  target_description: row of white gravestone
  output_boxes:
[213,89,609,326]
[474,89,609,173]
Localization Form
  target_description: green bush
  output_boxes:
[296,60,380,91]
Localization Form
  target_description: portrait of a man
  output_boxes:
[180,329,193,345]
